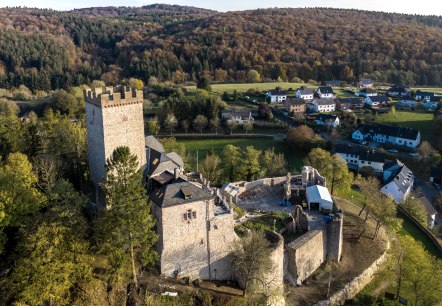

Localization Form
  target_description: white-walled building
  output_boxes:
[316,86,335,99]
[381,160,414,203]
[221,110,254,125]
[352,124,421,148]
[310,99,336,113]
[334,144,388,173]
[296,88,314,100]
[364,95,390,108]
[266,90,287,103]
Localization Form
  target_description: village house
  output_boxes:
[356,88,378,97]
[381,160,414,203]
[310,98,336,113]
[352,123,421,148]
[315,114,340,128]
[221,110,254,125]
[335,98,363,110]
[324,80,342,87]
[364,95,390,108]
[422,100,439,110]
[266,90,287,102]
[295,88,314,100]
[316,86,335,99]
[334,144,389,173]
[285,97,306,115]
[415,90,435,101]
[359,78,374,88]
[387,84,410,98]
[430,166,442,186]
[396,100,417,109]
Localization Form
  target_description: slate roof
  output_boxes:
[297,88,314,95]
[318,86,334,94]
[325,80,341,86]
[166,152,184,167]
[268,90,286,96]
[314,99,335,106]
[317,114,338,121]
[416,90,434,97]
[367,95,389,102]
[150,180,213,207]
[359,79,373,85]
[388,85,409,93]
[356,123,419,141]
[385,164,413,194]
[334,144,388,163]
[286,97,306,105]
[146,135,165,153]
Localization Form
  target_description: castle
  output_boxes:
[84,86,342,300]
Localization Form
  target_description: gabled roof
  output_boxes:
[356,124,419,141]
[150,180,213,207]
[359,79,373,85]
[384,164,413,194]
[306,185,333,203]
[325,80,341,86]
[286,97,306,106]
[388,85,409,93]
[317,114,338,121]
[166,152,184,167]
[297,88,314,95]
[334,144,388,163]
[146,135,165,153]
[416,90,435,97]
[367,95,389,102]
[268,90,286,96]
[314,99,335,106]
[318,86,334,94]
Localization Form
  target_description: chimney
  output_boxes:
[174,168,180,180]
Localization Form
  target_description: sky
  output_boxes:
[1,0,441,16]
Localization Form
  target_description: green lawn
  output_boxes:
[374,110,434,142]
[186,82,306,94]
[177,137,305,172]
[411,87,442,94]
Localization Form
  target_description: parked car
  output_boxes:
[361,141,368,145]
[409,152,419,157]
[387,149,398,153]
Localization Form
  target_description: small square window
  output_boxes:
[192,211,197,219]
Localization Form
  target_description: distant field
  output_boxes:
[176,137,305,172]
[374,110,434,142]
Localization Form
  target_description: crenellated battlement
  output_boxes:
[84,86,143,108]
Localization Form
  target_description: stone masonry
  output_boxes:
[85,86,145,205]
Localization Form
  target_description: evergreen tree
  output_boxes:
[96,147,158,289]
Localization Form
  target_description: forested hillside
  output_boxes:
[0,5,441,91]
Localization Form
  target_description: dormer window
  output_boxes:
[181,187,192,200]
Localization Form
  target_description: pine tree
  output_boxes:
[96,146,158,289]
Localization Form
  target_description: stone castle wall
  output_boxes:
[263,231,285,295]
[287,228,327,284]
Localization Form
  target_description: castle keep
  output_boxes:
[85,86,146,205]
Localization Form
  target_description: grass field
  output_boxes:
[176,137,305,172]
[374,110,434,142]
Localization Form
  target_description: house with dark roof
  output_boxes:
[310,99,336,113]
[356,88,378,98]
[388,85,410,98]
[324,80,342,87]
[316,86,335,99]
[359,79,373,88]
[145,136,239,280]
[266,90,287,102]
[396,100,417,109]
[334,144,389,173]
[381,160,414,203]
[285,97,306,114]
[415,90,435,101]
[296,88,314,100]
[364,95,390,108]
[315,114,340,128]
[335,98,364,110]
[352,124,421,148]
[221,110,254,125]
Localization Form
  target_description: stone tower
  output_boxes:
[85,86,146,205]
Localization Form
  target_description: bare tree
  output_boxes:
[32,154,62,193]
[193,115,208,134]
[243,119,253,135]
[164,113,178,136]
